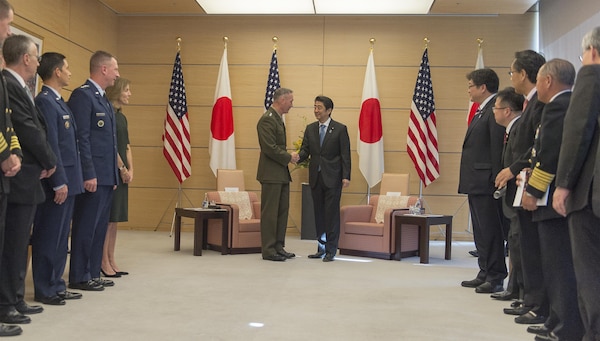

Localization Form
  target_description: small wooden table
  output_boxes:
[393,214,453,264]
[173,207,229,256]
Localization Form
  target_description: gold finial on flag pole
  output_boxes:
[223,36,229,49]
[477,38,484,48]
[423,37,430,49]
[369,38,376,51]
[272,36,278,51]
[176,37,182,52]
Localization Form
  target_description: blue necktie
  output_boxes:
[319,124,326,146]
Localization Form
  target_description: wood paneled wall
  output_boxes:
[12,2,537,240]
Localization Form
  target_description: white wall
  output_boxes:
[540,0,600,67]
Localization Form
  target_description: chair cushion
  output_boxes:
[344,222,384,236]
[374,195,410,223]
[218,191,253,220]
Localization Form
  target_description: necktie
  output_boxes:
[24,86,34,104]
[503,132,509,145]
[319,124,326,146]
[523,98,529,111]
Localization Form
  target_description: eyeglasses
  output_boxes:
[467,84,477,89]
[27,53,41,63]
[508,71,516,77]
[492,107,508,111]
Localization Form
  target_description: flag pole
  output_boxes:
[272,36,278,51]
[170,36,183,237]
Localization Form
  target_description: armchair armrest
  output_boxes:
[341,205,374,224]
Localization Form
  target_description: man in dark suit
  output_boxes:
[499,50,550,325]
[521,59,582,341]
[491,87,523,302]
[459,68,507,294]
[32,52,84,306]
[0,1,24,337]
[0,34,57,325]
[256,87,299,262]
[67,51,119,290]
[298,96,351,262]
[553,27,600,341]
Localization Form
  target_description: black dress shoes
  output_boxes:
[0,308,31,324]
[277,249,296,258]
[117,271,129,276]
[323,253,335,262]
[263,254,286,261]
[515,311,547,324]
[475,282,504,294]
[57,290,82,300]
[468,249,479,257]
[534,332,559,341]
[461,278,485,288]
[490,290,519,300]
[504,305,532,315]
[527,325,550,335]
[34,296,66,306]
[308,250,325,259]
[68,280,104,291]
[93,278,114,287]
[0,324,22,337]
[15,301,43,315]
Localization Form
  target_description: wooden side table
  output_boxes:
[393,214,453,264]
[173,207,229,256]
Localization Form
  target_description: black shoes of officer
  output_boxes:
[475,282,504,294]
[69,280,104,291]
[57,290,82,300]
[0,323,22,337]
[263,254,286,261]
[323,253,335,262]
[0,308,31,324]
[461,278,485,288]
[515,311,547,324]
[15,301,43,315]
[490,290,519,300]
[527,325,550,335]
[35,296,66,306]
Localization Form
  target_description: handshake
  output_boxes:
[290,151,300,164]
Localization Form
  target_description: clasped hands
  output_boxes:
[290,151,300,164]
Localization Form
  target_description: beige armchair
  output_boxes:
[205,169,262,254]
[338,173,420,260]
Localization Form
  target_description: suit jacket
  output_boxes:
[2,70,56,205]
[458,95,505,195]
[526,91,571,221]
[298,119,351,189]
[256,107,292,184]
[508,92,544,176]
[556,65,600,217]
[0,74,22,195]
[67,80,118,186]
[35,85,84,197]
[502,116,523,206]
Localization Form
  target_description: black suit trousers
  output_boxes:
[538,217,583,340]
[0,203,36,309]
[311,172,342,254]
[502,201,523,297]
[518,210,548,315]
[569,207,600,341]
[468,194,507,284]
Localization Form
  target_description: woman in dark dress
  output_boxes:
[101,78,133,277]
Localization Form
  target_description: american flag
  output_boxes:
[163,51,191,183]
[407,49,439,186]
[264,49,280,110]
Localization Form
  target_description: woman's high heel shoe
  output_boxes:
[101,269,121,278]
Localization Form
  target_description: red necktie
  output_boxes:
[523,99,529,111]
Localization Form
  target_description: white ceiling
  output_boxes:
[99,0,539,16]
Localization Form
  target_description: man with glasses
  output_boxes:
[459,68,507,294]
[554,26,600,341]
[0,0,24,337]
[0,34,56,327]
[497,50,550,326]
[491,87,524,305]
